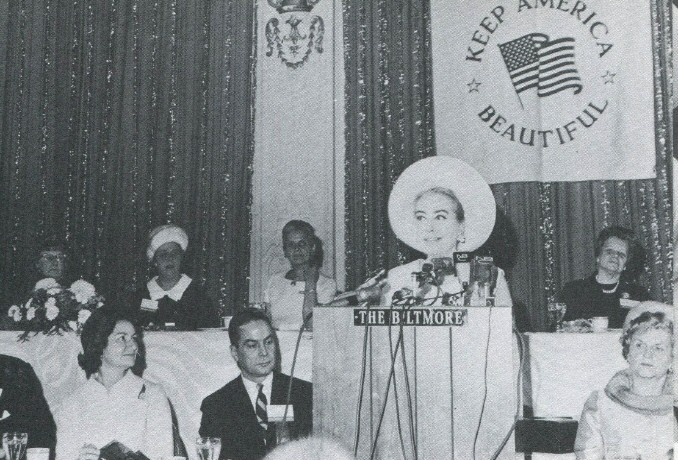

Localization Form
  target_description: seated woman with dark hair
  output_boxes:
[55,309,173,460]
[561,226,651,329]
[574,305,675,459]
[32,238,71,291]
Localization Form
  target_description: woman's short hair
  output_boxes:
[414,187,465,223]
[620,311,673,360]
[282,220,324,267]
[78,308,144,378]
[594,226,645,278]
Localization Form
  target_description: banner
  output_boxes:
[430,0,656,183]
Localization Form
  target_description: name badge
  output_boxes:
[268,405,294,422]
[140,299,158,312]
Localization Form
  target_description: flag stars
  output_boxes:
[467,79,481,93]
[601,70,616,84]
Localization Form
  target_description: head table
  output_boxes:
[0,330,312,460]
[0,329,647,460]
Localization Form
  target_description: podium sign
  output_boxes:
[314,305,515,459]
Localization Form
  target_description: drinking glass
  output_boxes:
[196,437,221,460]
[274,421,291,447]
[547,302,567,332]
[2,433,28,460]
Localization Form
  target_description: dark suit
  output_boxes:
[0,355,56,453]
[199,372,312,460]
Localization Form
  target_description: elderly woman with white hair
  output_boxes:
[130,224,218,330]
[574,302,676,459]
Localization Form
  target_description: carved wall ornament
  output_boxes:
[265,0,324,69]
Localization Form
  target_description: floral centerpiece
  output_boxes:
[7,278,104,341]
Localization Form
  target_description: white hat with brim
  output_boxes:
[388,156,496,253]
[146,224,189,261]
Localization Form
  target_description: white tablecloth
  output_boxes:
[519,332,628,460]
[0,330,312,459]
[522,332,626,419]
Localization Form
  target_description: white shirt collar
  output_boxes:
[147,274,192,301]
[241,372,273,412]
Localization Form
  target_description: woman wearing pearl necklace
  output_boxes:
[560,226,651,329]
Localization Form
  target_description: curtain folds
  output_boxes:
[0,0,256,314]
[343,0,672,331]
[343,0,436,289]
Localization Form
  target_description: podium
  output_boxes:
[313,304,515,459]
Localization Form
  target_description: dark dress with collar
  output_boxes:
[559,273,651,328]
[130,279,218,330]
[199,372,312,460]
[0,355,56,452]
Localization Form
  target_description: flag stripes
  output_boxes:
[499,33,583,98]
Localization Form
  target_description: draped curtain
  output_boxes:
[344,0,672,331]
[0,0,256,314]
[344,0,436,285]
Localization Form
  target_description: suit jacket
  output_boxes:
[0,355,56,453]
[199,372,312,460]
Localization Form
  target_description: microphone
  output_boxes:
[430,257,455,274]
[331,270,387,305]
[332,280,386,305]
[453,252,471,285]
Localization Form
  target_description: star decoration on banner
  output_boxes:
[467,79,481,93]
[601,71,616,84]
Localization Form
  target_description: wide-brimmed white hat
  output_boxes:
[388,156,496,253]
[146,224,188,260]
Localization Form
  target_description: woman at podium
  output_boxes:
[382,156,512,307]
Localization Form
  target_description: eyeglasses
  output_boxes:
[40,253,67,262]
[601,248,627,260]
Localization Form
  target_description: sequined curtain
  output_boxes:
[0,0,256,314]
[344,1,672,331]
[344,0,436,288]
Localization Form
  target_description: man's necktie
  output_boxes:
[256,383,268,434]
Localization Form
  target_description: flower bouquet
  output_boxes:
[8,278,104,341]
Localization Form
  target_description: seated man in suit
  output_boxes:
[0,354,56,457]
[199,309,312,460]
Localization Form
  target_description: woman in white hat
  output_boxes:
[383,156,512,307]
[131,224,217,330]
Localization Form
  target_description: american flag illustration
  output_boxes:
[498,33,583,98]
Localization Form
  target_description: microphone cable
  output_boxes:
[472,305,493,460]
[488,323,526,460]
[353,299,374,456]
[282,310,313,425]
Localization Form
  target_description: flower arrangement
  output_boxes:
[8,278,104,341]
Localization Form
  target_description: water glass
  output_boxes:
[547,302,567,332]
[3,433,28,460]
[274,421,291,447]
[196,437,221,460]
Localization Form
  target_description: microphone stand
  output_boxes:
[281,310,313,428]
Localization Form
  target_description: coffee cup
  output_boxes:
[589,316,609,332]
[27,448,50,460]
